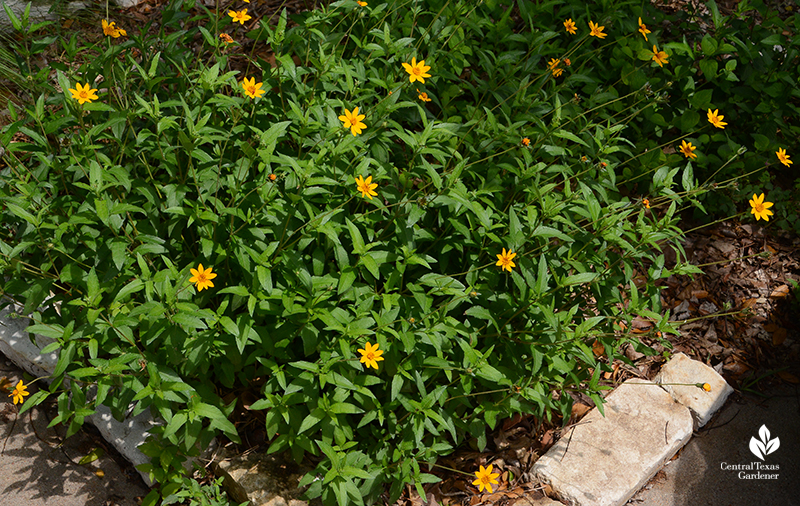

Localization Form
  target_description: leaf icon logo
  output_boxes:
[749,424,780,460]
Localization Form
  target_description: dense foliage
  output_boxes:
[0,0,793,504]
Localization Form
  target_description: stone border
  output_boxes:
[533,353,733,506]
[0,298,158,486]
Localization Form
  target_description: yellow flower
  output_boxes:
[707,109,727,129]
[495,248,517,272]
[564,58,571,66]
[219,33,234,44]
[9,380,29,405]
[69,83,99,105]
[402,57,431,84]
[702,383,711,392]
[651,45,669,67]
[357,0,367,5]
[643,198,651,209]
[101,19,126,38]
[521,137,530,147]
[355,175,378,200]
[472,464,500,493]
[417,89,432,102]
[339,107,367,136]
[563,18,577,34]
[589,20,607,39]
[357,342,384,370]
[638,17,651,39]
[749,193,773,221]
[228,9,252,25]
[189,264,217,291]
[548,58,563,77]
[776,148,792,167]
[679,140,697,159]
[241,77,265,99]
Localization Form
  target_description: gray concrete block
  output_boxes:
[0,299,157,485]
[655,352,734,429]
[532,379,693,506]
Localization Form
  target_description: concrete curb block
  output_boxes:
[533,353,735,506]
[0,299,157,486]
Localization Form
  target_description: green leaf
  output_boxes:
[78,447,104,465]
[298,408,325,434]
[532,225,573,243]
[345,218,365,256]
[113,279,144,304]
[699,59,718,79]
[561,272,598,287]
[701,35,718,56]
[690,89,713,110]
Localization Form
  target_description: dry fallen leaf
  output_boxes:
[772,328,787,346]
[571,402,591,420]
[592,339,604,357]
[770,285,790,298]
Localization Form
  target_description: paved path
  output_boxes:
[0,356,149,506]
[631,382,800,506]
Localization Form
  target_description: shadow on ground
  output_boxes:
[631,380,800,506]
[1,357,149,506]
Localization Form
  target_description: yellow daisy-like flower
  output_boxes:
[355,175,378,200]
[749,193,773,222]
[707,109,727,129]
[776,148,792,167]
[472,464,500,493]
[339,107,367,136]
[101,19,125,38]
[548,58,560,70]
[357,342,384,370]
[638,17,651,40]
[9,380,29,405]
[521,137,530,147]
[69,83,99,105]
[417,89,432,102]
[357,0,367,5]
[495,248,517,272]
[702,383,712,392]
[651,45,669,67]
[563,18,577,34]
[219,33,234,44]
[643,198,651,209]
[552,67,564,77]
[402,57,432,84]
[589,20,607,39]
[679,140,697,159]
[189,264,217,291]
[228,9,252,25]
[241,77,265,99]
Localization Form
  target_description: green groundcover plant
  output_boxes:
[2,0,774,504]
